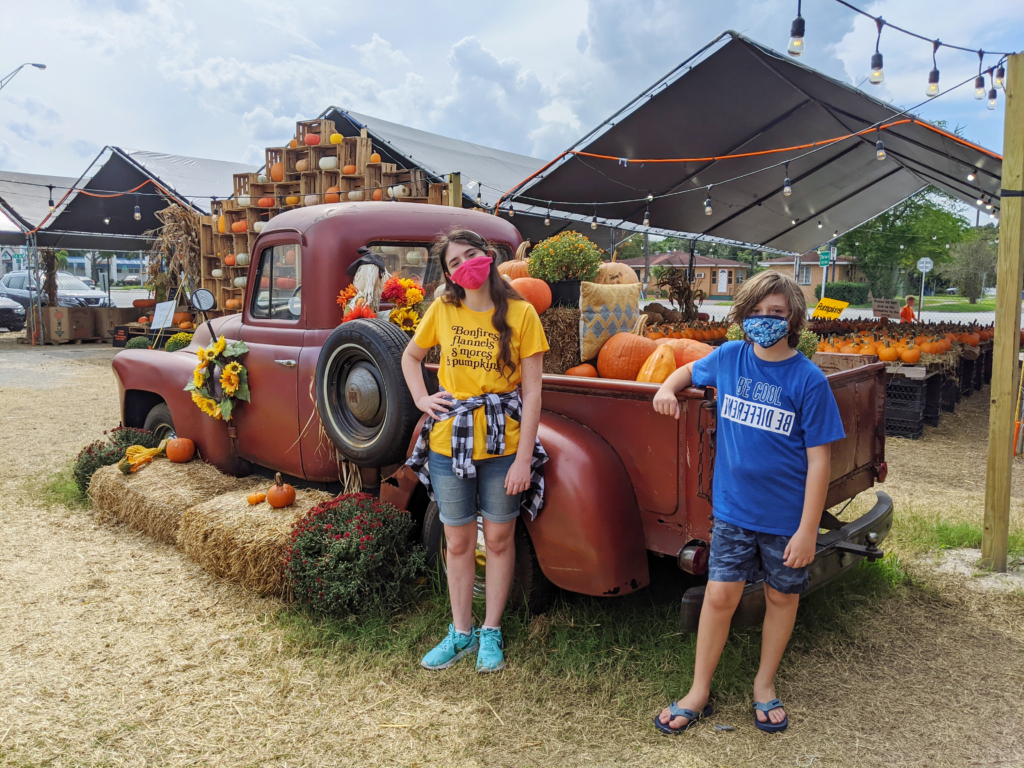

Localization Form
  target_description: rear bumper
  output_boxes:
[680,491,894,633]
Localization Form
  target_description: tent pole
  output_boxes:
[982,53,1024,572]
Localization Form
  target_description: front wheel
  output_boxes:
[421,501,555,614]
[142,402,175,441]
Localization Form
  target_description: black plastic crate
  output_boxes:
[923,374,942,425]
[886,415,925,439]
[983,348,993,384]
[941,372,960,412]
[885,374,928,411]
[960,358,976,397]
[974,353,985,390]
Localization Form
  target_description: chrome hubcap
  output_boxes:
[344,366,381,423]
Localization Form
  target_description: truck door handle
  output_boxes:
[274,359,297,367]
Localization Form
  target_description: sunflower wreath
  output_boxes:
[184,334,251,420]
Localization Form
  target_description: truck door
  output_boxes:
[233,241,305,477]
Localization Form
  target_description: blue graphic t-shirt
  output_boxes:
[691,341,846,536]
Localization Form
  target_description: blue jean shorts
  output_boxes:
[708,519,809,595]
[428,449,521,527]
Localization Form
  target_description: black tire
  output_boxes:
[421,501,555,614]
[8,323,24,333]
[315,318,419,468]
[142,402,175,441]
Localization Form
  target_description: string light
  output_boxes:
[783,163,792,196]
[791,218,797,225]
[987,70,998,110]
[788,0,805,56]
[591,204,598,229]
[995,64,1006,90]
[47,184,54,212]
[985,197,993,210]
[103,217,110,225]
[975,52,986,99]
[976,194,985,206]
[703,186,713,216]
[544,205,551,226]
[476,191,483,206]
[875,128,886,161]
[899,244,904,249]
[643,207,650,227]
[133,193,141,221]
[967,170,977,181]
[868,18,885,85]
[507,205,514,217]
[817,220,823,229]
[926,41,940,97]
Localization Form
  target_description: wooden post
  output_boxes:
[982,53,1024,571]
[447,172,462,208]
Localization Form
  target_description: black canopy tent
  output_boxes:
[0,170,83,247]
[504,31,1004,255]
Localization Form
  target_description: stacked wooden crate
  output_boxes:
[199,118,459,312]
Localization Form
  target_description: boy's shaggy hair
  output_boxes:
[728,270,807,348]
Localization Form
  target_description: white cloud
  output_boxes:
[354,33,411,71]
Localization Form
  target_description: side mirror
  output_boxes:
[190,288,216,312]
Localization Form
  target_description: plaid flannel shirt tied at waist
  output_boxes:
[405,388,548,520]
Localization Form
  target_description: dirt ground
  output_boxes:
[1,333,1022,768]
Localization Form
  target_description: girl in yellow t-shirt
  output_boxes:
[402,229,549,674]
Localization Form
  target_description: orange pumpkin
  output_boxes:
[276,276,297,290]
[267,472,296,508]
[510,277,552,315]
[372,188,383,201]
[636,345,677,384]
[369,152,381,163]
[137,316,150,325]
[271,163,284,182]
[876,341,898,362]
[247,492,266,506]
[342,164,358,175]
[223,253,236,267]
[660,338,714,368]
[899,344,921,364]
[177,321,193,330]
[324,186,341,204]
[132,298,157,309]
[597,332,658,380]
[225,299,242,310]
[289,138,298,149]
[284,248,296,265]
[565,363,598,377]
[171,312,191,325]
[498,243,531,280]
[230,220,247,233]
[166,438,195,463]
[257,196,275,208]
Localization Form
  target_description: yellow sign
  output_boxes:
[812,297,850,320]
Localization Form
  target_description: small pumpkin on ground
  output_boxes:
[166,437,196,463]
[565,363,598,377]
[267,472,296,509]
[247,491,267,506]
[510,277,552,315]
[636,344,677,384]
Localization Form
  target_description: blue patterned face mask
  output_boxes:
[742,315,790,348]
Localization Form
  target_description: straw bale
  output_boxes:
[540,307,582,373]
[179,487,336,597]
[88,460,254,545]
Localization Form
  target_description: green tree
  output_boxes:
[54,250,70,271]
[937,232,998,303]
[836,189,969,299]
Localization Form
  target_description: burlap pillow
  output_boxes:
[580,281,641,361]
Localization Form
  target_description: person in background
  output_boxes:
[900,295,917,323]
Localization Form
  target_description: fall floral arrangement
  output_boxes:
[527,231,603,283]
[337,274,426,333]
[284,493,426,615]
[185,334,251,420]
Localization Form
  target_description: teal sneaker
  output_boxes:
[420,624,478,670]
[475,627,505,673]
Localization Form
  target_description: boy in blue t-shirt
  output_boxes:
[651,270,845,735]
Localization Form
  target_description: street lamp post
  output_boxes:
[0,63,46,92]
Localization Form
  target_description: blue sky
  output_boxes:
[1,0,1021,178]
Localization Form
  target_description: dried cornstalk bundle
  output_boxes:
[656,270,705,323]
[146,203,202,290]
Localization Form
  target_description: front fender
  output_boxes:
[112,348,249,475]
[526,411,650,597]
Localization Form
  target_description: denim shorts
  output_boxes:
[707,519,809,595]
[428,449,521,527]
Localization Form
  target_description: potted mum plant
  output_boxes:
[527,231,603,307]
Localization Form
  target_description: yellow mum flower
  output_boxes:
[209,335,227,358]
[220,361,242,396]
[405,286,425,305]
[389,307,420,332]
[191,391,222,420]
[193,365,207,388]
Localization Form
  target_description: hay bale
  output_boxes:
[89,461,254,545]
[540,307,582,374]
[179,488,336,598]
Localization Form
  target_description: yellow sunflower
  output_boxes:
[220,361,242,396]
[191,390,222,420]
[196,346,209,364]
[193,365,208,388]
[209,335,227,358]
[389,307,420,332]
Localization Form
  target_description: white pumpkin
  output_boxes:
[211,269,223,278]
[234,276,247,288]
[236,253,250,267]
[253,222,265,233]
[304,194,319,206]
[237,195,250,207]
[393,184,410,198]
[319,156,338,171]
[257,174,268,184]
[348,190,364,201]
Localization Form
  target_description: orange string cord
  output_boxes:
[27,178,183,234]
[494,151,569,214]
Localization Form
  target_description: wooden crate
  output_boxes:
[428,183,447,206]
[364,163,383,198]
[199,219,214,257]
[297,118,336,145]
[245,207,271,231]
[224,208,247,234]
[265,148,285,179]
[342,136,373,173]
[309,144,339,171]
[232,173,252,199]
[275,182,301,208]
[321,170,340,200]
[300,172,321,199]
[285,147,311,176]
[249,183,276,208]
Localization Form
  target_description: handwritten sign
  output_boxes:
[812,297,850,320]
[871,298,901,319]
[151,300,177,329]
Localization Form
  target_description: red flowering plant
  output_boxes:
[72,427,161,494]
[284,493,426,615]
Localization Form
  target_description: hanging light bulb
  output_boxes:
[647,193,654,202]
[788,0,805,57]
[791,219,797,225]
[899,244,904,250]
[967,170,977,181]
[134,205,141,221]
[946,243,950,249]
[974,75,986,99]
[868,20,885,84]
[703,186,713,216]
[476,192,483,206]
[507,205,514,217]
[932,235,937,240]
[591,204,598,230]
[988,86,998,110]
[544,205,551,227]
[855,241,860,246]
[925,41,940,97]
[985,198,993,210]
[876,138,886,161]
[103,217,110,225]
[643,207,650,228]
[995,64,1006,90]
[976,195,985,206]
[47,185,54,212]
[783,163,792,196]
[817,220,823,229]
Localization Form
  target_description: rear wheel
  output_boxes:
[142,403,175,440]
[421,501,555,613]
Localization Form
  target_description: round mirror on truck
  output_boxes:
[190,288,216,312]
[315,318,420,467]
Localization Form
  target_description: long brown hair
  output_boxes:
[432,228,524,379]
[728,270,807,348]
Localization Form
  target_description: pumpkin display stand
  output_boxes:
[89,461,254,545]
[178,486,335,598]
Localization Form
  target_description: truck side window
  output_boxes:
[250,244,301,320]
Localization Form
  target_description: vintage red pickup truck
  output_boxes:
[112,202,893,629]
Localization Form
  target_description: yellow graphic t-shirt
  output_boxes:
[413,298,549,459]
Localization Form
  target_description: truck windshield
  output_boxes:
[368,242,512,300]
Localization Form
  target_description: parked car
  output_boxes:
[80,277,96,289]
[121,274,142,286]
[112,203,892,629]
[0,295,26,331]
[0,270,111,309]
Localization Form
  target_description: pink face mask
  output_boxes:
[449,255,493,290]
